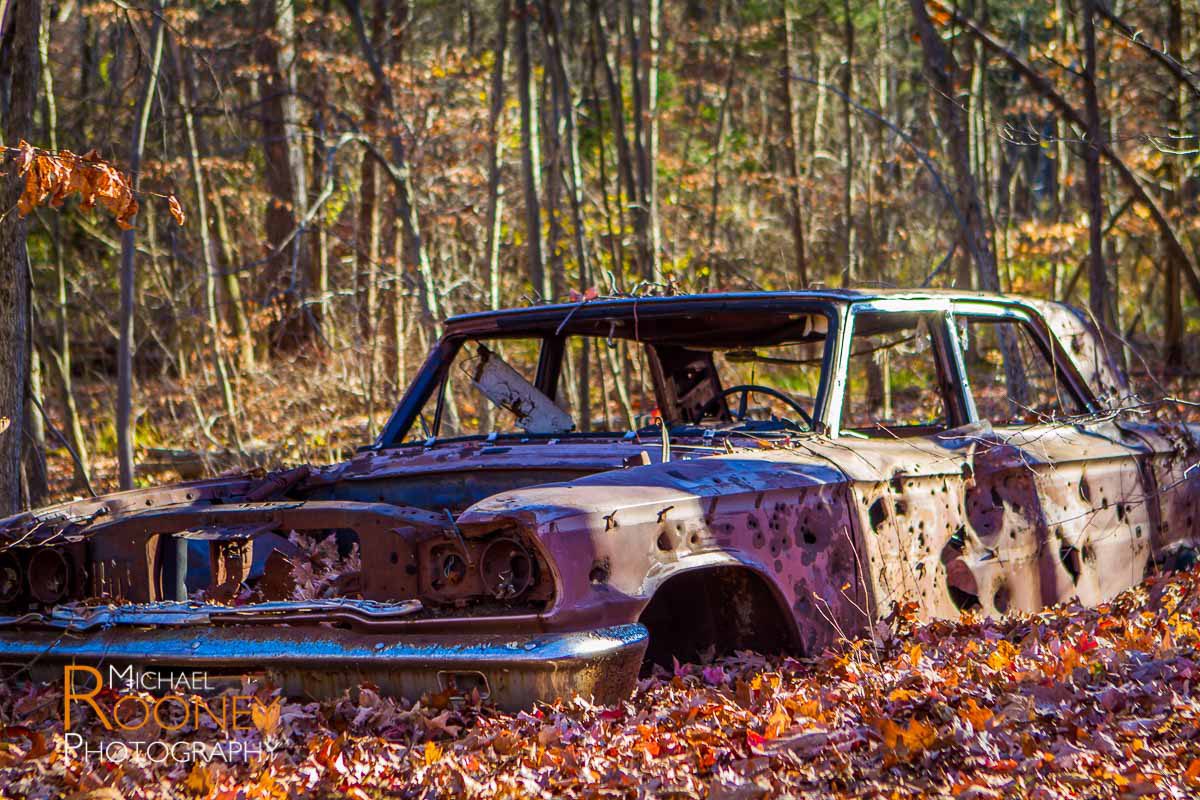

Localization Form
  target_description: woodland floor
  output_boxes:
[1,562,1199,798]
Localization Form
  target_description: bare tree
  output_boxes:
[908,0,999,292]
[0,0,40,514]
[1163,0,1185,371]
[781,0,808,287]
[484,0,512,311]
[945,4,1200,311]
[116,0,165,491]
[515,0,547,300]
[1081,0,1115,331]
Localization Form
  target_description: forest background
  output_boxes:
[0,0,1196,512]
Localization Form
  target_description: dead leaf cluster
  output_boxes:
[7,140,183,230]
[3,565,1200,798]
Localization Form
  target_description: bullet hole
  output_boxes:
[589,560,611,585]
[803,529,817,545]
[1079,480,1092,504]
[895,499,909,517]
[941,536,980,612]
[993,583,1011,614]
[1175,547,1198,571]
[948,525,966,551]
[657,531,674,551]
[405,564,418,575]
[753,531,766,548]
[389,551,399,564]
[990,486,1003,508]
[945,564,980,612]
[1060,543,1082,585]
[868,498,887,532]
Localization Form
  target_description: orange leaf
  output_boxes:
[958,698,993,732]
[765,705,791,739]
[876,717,938,755]
[168,194,186,225]
[251,698,281,736]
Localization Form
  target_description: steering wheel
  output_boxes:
[716,384,814,428]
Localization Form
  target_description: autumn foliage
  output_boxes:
[9,140,182,230]
[3,564,1200,798]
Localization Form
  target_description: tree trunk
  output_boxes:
[705,41,737,289]
[840,0,856,286]
[484,0,511,312]
[781,0,808,287]
[910,0,1027,403]
[591,0,637,276]
[1081,0,1114,331]
[179,46,241,445]
[346,0,437,324]
[515,0,547,300]
[257,0,313,344]
[624,0,654,281]
[1164,0,1184,371]
[208,185,255,369]
[646,0,662,282]
[945,5,1200,310]
[38,17,90,488]
[909,0,999,292]
[116,0,165,491]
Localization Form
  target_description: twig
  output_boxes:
[28,393,96,498]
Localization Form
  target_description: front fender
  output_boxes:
[457,452,870,652]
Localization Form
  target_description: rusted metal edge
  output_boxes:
[0,622,648,672]
[0,599,426,631]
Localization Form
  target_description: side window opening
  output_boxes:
[957,316,1086,425]
[841,313,952,437]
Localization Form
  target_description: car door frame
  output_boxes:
[817,298,988,620]
[942,298,1155,611]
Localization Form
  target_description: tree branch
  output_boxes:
[932,1,1200,308]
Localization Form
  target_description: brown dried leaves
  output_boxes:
[10,140,183,229]
[4,565,1200,798]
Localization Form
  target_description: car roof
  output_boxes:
[442,289,1046,334]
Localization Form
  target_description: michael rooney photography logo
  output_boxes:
[61,665,281,764]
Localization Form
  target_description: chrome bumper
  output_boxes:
[0,623,648,709]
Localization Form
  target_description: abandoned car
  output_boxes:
[0,290,1197,708]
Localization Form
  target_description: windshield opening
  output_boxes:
[397,306,835,444]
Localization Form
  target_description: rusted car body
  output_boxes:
[0,290,1196,708]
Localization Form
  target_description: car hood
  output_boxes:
[0,435,856,544]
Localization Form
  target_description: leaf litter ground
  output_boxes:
[3,565,1200,799]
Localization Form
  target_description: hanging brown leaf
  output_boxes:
[167,194,185,226]
[8,140,176,230]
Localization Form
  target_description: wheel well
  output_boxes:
[638,566,800,669]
